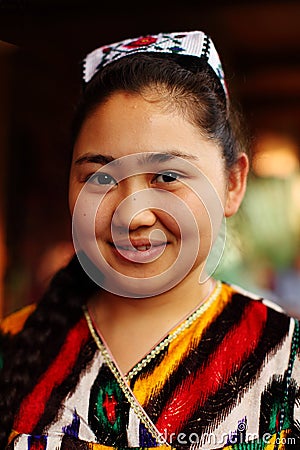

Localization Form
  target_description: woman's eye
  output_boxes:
[154,171,180,183]
[87,172,117,186]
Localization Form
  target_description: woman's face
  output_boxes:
[69,91,247,297]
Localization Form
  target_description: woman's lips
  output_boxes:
[110,239,167,263]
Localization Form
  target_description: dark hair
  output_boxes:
[0,254,98,446]
[72,52,248,169]
[0,51,247,447]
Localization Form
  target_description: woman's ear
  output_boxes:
[224,153,249,217]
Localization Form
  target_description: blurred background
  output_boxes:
[0,0,300,318]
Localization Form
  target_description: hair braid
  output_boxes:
[0,253,97,448]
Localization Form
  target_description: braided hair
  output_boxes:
[0,254,98,446]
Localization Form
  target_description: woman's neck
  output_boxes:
[89,271,215,327]
[87,273,217,374]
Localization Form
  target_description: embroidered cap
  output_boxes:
[83,31,228,99]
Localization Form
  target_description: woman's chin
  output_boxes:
[101,268,186,298]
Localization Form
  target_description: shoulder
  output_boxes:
[225,280,294,316]
[222,281,300,374]
[222,280,299,345]
[0,303,37,336]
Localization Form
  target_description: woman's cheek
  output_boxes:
[155,209,180,237]
[95,208,112,238]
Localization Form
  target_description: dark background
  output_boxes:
[0,0,300,315]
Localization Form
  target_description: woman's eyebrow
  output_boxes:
[74,150,199,166]
[142,151,200,163]
[74,154,116,165]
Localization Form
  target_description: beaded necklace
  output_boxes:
[83,279,222,444]
[126,279,222,381]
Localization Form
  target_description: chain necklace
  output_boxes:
[126,280,222,381]
[84,304,168,444]
[83,279,222,444]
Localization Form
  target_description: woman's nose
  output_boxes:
[112,178,157,230]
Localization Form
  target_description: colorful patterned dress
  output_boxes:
[2,281,300,449]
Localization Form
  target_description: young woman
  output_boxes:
[0,31,299,449]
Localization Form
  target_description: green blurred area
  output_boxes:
[215,172,300,296]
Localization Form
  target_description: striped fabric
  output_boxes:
[3,281,300,449]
